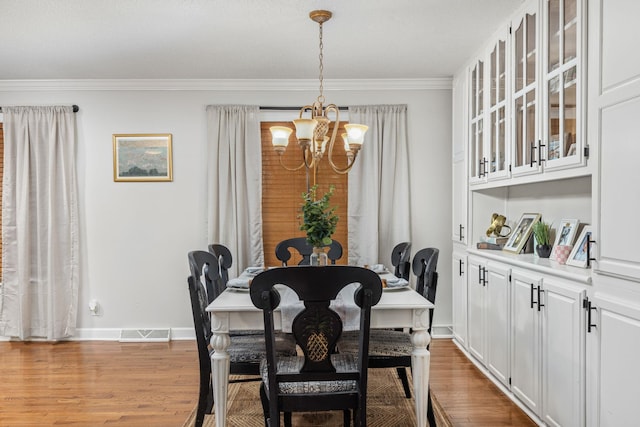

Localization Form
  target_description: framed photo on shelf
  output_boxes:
[113,134,173,182]
[503,213,541,254]
[551,218,580,259]
[566,226,593,268]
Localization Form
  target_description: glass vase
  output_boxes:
[310,247,328,266]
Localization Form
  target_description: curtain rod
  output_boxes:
[260,106,348,111]
[0,105,80,113]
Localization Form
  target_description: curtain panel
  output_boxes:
[347,105,411,266]
[0,106,79,340]
[206,105,263,276]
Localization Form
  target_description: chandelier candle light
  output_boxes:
[270,10,368,188]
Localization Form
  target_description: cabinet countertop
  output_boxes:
[468,248,592,285]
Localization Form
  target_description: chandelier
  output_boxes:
[269,10,368,184]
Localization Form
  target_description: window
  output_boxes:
[261,122,348,266]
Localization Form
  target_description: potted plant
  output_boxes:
[533,221,552,258]
[299,185,339,265]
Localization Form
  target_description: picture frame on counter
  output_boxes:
[551,218,580,260]
[566,226,593,268]
[503,213,541,254]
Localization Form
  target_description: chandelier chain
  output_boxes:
[317,22,325,105]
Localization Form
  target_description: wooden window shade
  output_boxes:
[261,121,349,267]
[0,123,3,280]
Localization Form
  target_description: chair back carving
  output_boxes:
[188,250,225,304]
[391,242,412,280]
[274,237,343,266]
[208,244,233,286]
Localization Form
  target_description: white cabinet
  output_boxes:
[541,0,587,172]
[451,250,467,348]
[511,0,541,178]
[452,72,468,244]
[541,275,585,427]
[511,269,543,413]
[466,256,511,387]
[588,291,640,427]
[511,267,586,425]
[589,0,640,282]
[485,261,511,386]
[467,256,486,363]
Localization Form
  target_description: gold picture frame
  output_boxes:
[113,134,173,182]
[503,213,541,254]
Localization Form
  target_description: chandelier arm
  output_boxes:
[278,155,307,172]
[328,152,358,174]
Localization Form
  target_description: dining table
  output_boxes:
[206,267,434,426]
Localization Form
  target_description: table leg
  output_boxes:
[210,314,231,427]
[411,323,431,425]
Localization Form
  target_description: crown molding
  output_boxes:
[0,78,452,92]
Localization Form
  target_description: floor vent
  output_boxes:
[119,329,170,342]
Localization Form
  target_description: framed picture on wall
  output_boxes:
[566,226,593,268]
[113,134,173,182]
[503,213,541,254]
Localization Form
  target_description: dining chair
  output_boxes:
[208,243,233,287]
[207,243,264,336]
[274,237,343,266]
[250,266,383,427]
[391,242,412,280]
[338,247,439,425]
[187,250,296,427]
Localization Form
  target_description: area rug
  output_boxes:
[183,369,452,427]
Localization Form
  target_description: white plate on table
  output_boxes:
[382,277,410,291]
[244,267,264,276]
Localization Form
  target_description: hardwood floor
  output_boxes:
[0,338,535,426]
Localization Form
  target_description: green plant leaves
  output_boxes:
[299,185,339,247]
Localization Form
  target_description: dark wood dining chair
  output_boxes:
[274,237,343,266]
[391,242,412,280]
[338,247,439,426]
[187,250,296,427]
[250,266,383,427]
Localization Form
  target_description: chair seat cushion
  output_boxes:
[208,333,296,363]
[260,354,358,394]
[339,329,412,357]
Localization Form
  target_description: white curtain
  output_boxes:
[347,105,411,266]
[206,105,263,276]
[0,106,79,340]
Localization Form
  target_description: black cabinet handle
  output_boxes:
[537,287,545,311]
[587,236,596,268]
[530,283,535,309]
[530,142,537,167]
[478,158,484,178]
[583,298,597,333]
[482,267,487,287]
[459,259,464,276]
[459,224,465,241]
[538,142,546,165]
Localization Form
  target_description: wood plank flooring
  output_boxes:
[0,338,535,426]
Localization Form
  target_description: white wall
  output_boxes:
[0,79,453,339]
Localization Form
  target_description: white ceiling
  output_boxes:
[1,0,524,80]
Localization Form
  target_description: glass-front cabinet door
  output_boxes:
[511,2,541,177]
[469,59,486,184]
[543,0,585,170]
[487,33,510,181]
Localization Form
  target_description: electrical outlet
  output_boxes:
[89,299,99,316]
